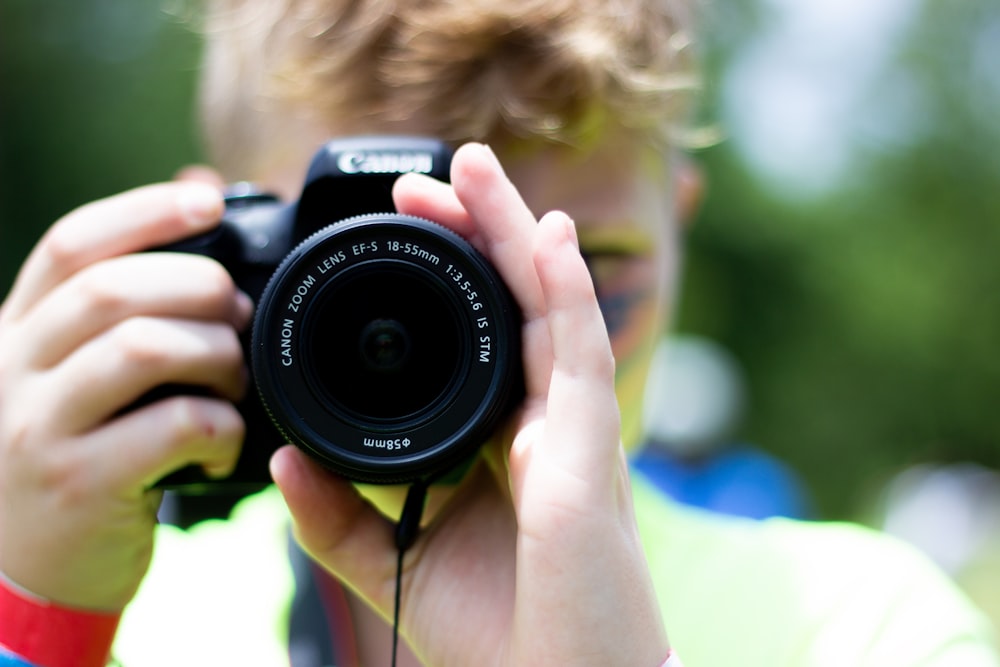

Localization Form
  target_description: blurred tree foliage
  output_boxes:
[0,0,205,290]
[1,0,997,518]
[680,0,1000,516]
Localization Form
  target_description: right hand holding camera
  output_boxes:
[0,181,251,610]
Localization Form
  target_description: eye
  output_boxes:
[580,248,632,286]
[576,224,655,258]
[578,230,654,287]
[578,250,656,336]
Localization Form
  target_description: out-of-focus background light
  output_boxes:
[723,0,924,197]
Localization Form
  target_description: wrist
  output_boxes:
[0,572,120,667]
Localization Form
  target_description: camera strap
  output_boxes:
[391,479,430,667]
[287,477,430,667]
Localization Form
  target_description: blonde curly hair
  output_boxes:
[199,0,700,176]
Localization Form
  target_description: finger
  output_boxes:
[392,172,480,243]
[448,143,557,400]
[449,143,546,322]
[396,144,554,399]
[2,182,224,323]
[174,165,226,190]
[78,395,245,491]
[271,446,399,610]
[532,211,621,480]
[45,317,246,434]
[18,253,252,369]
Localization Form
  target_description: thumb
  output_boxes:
[270,446,400,613]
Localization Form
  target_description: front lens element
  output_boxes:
[305,263,466,423]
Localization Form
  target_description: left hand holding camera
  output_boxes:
[0,182,250,611]
[272,142,671,666]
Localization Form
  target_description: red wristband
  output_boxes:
[0,575,120,667]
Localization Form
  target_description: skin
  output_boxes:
[0,135,693,666]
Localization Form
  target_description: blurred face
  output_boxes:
[498,141,681,450]
[250,133,682,452]
[245,129,682,516]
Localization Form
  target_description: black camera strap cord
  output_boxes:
[392,479,430,667]
[284,477,429,667]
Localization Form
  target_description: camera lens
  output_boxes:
[360,319,409,373]
[251,214,522,484]
[304,262,466,423]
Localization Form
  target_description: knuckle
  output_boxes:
[75,266,130,315]
[111,318,172,371]
[167,396,244,444]
[193,257,238,304]
[39,223,85,269]
[0,413,35,461]
[3,426,94,508]
[0,385,48,462]
[37,451,93,508]
[598,348,617,382]
[166,398,210,442]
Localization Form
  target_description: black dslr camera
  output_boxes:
[159,137,523,492]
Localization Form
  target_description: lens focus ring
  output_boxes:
[250,214,522,484]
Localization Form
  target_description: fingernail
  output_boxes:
[178,184,223,229]
[548,211,579,249]
[564,214,579,249]
[235,290,255,328]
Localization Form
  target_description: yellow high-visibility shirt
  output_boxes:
[114,477,999,666]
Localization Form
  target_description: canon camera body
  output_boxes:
[159,137,523,492]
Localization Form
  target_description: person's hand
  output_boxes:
[271,143,671,666]
[0,181,251,610]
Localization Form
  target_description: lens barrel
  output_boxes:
[251,214,522,484]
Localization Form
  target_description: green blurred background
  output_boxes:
[2,0,999,577]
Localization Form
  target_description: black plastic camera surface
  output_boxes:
[158,136,523,492]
